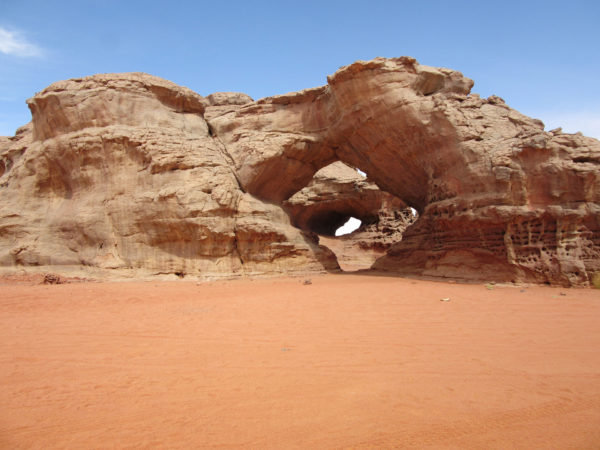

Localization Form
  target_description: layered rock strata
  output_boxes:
[1,58,599,285]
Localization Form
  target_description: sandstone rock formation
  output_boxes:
[0,74,337,278]
[320,201,417,271]
[284,162,415,269]
[284,162,385,236]
[1,58,599,285]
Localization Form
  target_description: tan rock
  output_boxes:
[284,162,415,269]
[0,73,334,279]
[206,92,254,106]
[1,58,599,285]
[203,92,255,122]
[209,57,600,286]
[284,162,383,235]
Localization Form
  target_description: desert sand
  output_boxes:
[1,273,599,449]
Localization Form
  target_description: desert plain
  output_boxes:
[1,273,599,449]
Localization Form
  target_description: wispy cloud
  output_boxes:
[0,27,42,57]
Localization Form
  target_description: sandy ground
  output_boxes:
[1,273,599,449]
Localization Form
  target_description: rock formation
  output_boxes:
[284,162,415,269]
[1,57,599,285]
[0,74,337,278]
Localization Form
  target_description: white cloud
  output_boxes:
[537,111,600,140]
[0,27,42,57]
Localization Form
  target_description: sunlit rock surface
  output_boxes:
[1,59,599,285]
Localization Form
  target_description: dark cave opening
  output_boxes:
[306,210,353,237]
[305,210,374,237]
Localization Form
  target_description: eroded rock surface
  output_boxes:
[209,57,600,286]
[284,162,415,270]
[1,59,599,285]
[0,73,336,279]
[284,162,384,236]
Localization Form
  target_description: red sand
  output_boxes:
[1,274,599,449]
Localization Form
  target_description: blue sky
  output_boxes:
[1,0,599,138]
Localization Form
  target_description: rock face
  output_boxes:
[0,73,337,278]
[1,58,599,285]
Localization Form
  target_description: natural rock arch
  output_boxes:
[209,58,473,211]
[283,162,385,237]
[1,57,599,285]
[283,161,416,270]
[209,57,600,285]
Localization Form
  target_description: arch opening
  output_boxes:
[283,161,420,272]
[306,210,360,237]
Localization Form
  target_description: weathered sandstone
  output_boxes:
[203,91,254,121]
[0,73,336,278]
[284,162,415,269]
[1,58,599,285]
